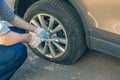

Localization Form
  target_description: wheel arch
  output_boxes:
[68,0,90,47]
[14,0,90,47]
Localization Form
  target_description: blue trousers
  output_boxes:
[0,27,28,80]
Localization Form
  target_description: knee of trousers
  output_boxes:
[3,43,27,66]
[13,43,28,65]
[0,44,28,78]
[0,43,28,66]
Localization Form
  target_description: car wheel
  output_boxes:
[24,0,86,64]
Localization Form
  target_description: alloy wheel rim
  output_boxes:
[30,13,68,58]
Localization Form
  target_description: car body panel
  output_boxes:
[84,0,120,35]
[70,0,120,35]
[83,0,120,58]
[69,0,120,58]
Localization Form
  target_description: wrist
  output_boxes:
[33,26,38,32]
[23,33,32,43]
[28,33,33,43]
[28,33,42,48]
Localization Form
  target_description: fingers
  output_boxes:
[29,33,41,48]
[29,27,50,48]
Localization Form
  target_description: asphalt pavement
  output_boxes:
[10,48,120,80]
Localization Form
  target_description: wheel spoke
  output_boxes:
[48,42,56,57]
[53,42,65,53]
[48,16,55,30]
[38,14,47,29]
[36,46,43,53]
[30,19,40,27]
[42,42,48,54]
[50,25,62,34]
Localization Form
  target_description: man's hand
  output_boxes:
[29,27,50,48]
[29,31,49,48]
[0,31,32,46]
[34,27,49,41]
[0,30,45,47]
[28,33,41,48]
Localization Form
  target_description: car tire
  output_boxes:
[24,0,86,64]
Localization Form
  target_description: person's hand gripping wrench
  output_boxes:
[34,27,59,42]
[29,27,49,48]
